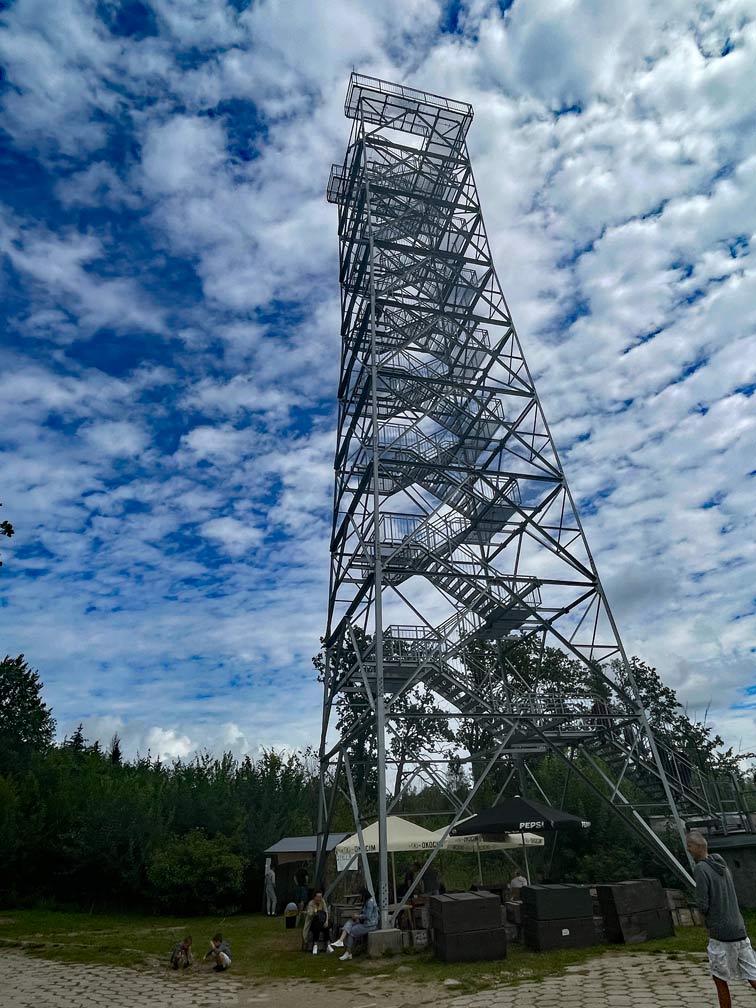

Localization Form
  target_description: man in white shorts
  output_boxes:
[687,832,756,1007]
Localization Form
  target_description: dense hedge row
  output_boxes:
[0,652,739,912]
[0,733,317,912]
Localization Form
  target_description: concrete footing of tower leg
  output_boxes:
[368,928,403,958]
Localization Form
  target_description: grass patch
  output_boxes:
[0,908,717,994]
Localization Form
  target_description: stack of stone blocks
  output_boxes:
[359,880,702,961]
[500,880,700,952]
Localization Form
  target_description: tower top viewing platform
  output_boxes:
[343,72,473,151]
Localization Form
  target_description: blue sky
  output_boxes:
[1,0,755,759]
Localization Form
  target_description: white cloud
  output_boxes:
[82,420,148,457]
[1,0,756,764]
[0,214,165,335]
[56,162,142,210]
[0,0,119,157]
[190,375,291,421]
[201,516,262,556]
[144,726,194,760]
[181,424,249,462]
[140,115,228,197]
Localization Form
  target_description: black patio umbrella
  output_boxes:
[451,796,590,836]
[451,796,590,882]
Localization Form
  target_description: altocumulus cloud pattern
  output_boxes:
[0,0,755,759]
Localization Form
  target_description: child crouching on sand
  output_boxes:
[170,935,193,969]
[205,932,232,971]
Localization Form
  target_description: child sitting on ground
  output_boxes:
[170,935,193,969]
[204,932,232,971]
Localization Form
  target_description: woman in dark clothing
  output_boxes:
[303,891,333,954]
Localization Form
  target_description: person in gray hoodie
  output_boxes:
[687,831,756,1007]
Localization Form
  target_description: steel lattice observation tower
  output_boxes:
[315,73,749,925]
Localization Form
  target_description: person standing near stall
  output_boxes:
[264,860,277,916]
[508,872,528,900]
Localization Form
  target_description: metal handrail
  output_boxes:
[346,72,473,118]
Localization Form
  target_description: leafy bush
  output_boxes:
[147,829,245,914]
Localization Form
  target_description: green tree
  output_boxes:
[313,632,455,815]
[0,502,13,566]
[0,655,56,774]
[147,828,245,914]
[313,632,378,807]
[390,684,455,799]
[450,637,585,799]
[63,723,87,754]
[612,656,750,773]
[109,733,123,765]
[239,748,316,903]
[0,775,20,899]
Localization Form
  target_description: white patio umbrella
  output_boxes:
[335,816,440,900]
[335,816,545,895]
[425,818,544,884]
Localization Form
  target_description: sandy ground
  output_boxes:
[241,977,447,1008]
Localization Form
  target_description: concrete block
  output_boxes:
[367,928,403,958]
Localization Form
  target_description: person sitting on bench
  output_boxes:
[331,888,379,961]
[303,890,334,954]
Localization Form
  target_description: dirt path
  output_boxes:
[0,950,449,1008]
[6,946,756,1008]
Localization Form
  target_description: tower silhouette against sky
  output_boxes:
[317,74,747,923]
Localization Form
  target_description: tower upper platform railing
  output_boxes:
[345,73,474,119]
[344,73,473,150]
